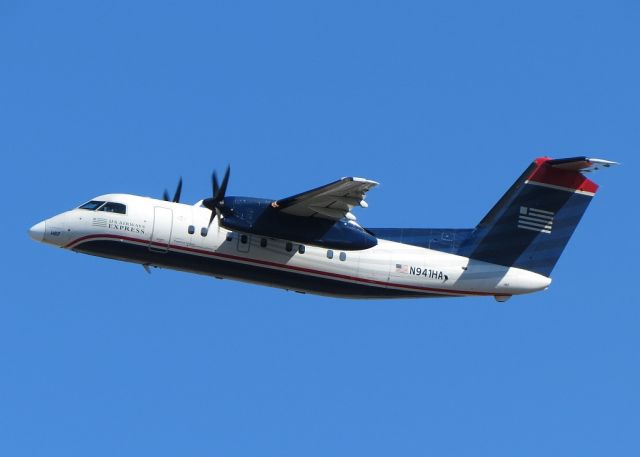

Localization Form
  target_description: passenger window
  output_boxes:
[98,202,127,214]
[226,233,233,242]
[79,200,105,210]
[201,227,208,237]
[339,252,347,261]
[188,225,195,235]
[327,250,334,259]
[260,238,267,248]
[298,245,305,254]
[240,234,248,244]
[286,242,293,252]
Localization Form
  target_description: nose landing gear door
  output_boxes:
[150,207,173,252]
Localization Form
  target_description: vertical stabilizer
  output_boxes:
[457,157,616,276]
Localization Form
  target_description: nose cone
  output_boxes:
[29,220,46,242]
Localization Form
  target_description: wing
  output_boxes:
[273,177,378,221]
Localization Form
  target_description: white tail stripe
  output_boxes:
[525,180,596,196]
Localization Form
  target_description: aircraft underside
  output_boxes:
[73,238,454,299]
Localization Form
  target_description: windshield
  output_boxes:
[97,202,127,214]
[79,200,105,210]
[78,200,127,214]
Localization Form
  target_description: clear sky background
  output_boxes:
[1,1,639,456]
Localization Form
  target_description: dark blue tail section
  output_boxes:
[456,157,608,276]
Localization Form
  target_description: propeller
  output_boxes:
[163,177,183,203]
[203,165,230,227]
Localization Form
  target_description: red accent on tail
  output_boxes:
[528,157,598,193]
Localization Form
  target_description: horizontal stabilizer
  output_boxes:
[547,157,618,172]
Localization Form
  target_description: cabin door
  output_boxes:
[150,207,173,252]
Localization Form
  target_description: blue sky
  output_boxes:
[2,1,639,455]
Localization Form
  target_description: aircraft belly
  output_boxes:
[70,237,419,298]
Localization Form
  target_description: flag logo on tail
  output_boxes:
[518,206,554,234]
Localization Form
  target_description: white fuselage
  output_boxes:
[30,194,551,300]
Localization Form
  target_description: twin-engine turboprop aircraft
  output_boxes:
[29,156,616,301]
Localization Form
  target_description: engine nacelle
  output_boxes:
[220,197,378,250]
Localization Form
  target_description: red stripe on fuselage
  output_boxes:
[527,157,598,194]
[66,234,499,297]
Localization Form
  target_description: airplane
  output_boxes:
[29,156,616,301]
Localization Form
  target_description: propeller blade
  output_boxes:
[217,165,230,201]
[205,166,232,227]
[163,177,183,203]
[173,177,183,203]
[212,171,219,198]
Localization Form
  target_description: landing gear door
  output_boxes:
[150,207,173,252]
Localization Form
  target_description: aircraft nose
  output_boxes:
[29,220,46,242]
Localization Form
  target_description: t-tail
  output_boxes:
[457,157,617,277]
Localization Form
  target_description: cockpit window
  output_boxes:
[79,200,105,210]
[98,202,127,214]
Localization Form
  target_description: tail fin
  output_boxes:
[457,157,616,276]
